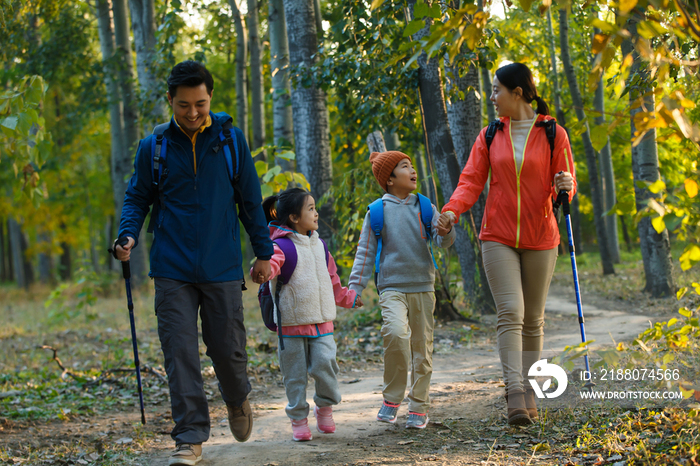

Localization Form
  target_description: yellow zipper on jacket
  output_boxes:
[509,118,538,248]
[173,115,212,175]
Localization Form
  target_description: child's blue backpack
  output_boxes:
[367,193,438,285]
[257,236,329,350]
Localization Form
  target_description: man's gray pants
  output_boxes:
[278,334,341,420]
[155,278,250,445]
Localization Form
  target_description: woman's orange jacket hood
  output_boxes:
[443,114,577,250]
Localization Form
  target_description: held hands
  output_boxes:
[115,237,136,262]
[554,171,574,194]
[354,296,364,308]
[436,211,456,236]
[251,259,272,284]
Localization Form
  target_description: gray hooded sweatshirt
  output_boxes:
[348,193,456,296]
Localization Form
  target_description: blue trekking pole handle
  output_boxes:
[111,238,147,425]
[556,190,595,391]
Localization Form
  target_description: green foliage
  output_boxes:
[253,148,310,198]
[0,75,52,202]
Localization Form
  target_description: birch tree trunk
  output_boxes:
[269,0,294,170]
[283,0,334,240]
[229,0,249,138]
[247,0,266,160]
[112,0,146,283]
[559,8,615,275]
[128,0,168,133]
[593,67,620,263]
[96,0,126,274]
[622,22,674,297]
[547,7,583,252]
[444,56,495,312]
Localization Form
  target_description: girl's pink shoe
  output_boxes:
[291,418,313,441]
[314,405,336,434]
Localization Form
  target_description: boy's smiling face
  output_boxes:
[386,158,417,198]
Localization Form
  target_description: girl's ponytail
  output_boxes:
[262,195,279,224]
[534,95,550,116]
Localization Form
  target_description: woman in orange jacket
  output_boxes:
[437,63,576,426]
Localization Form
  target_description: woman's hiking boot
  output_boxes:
[524,388,539,421]
[291,418,313,441]
[314,405,336,433]
[168,443,202,465]
[505,390,532,426]
[226,399,253,442]
[376,400,400,424]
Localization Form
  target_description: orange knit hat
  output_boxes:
[369,151,411,192]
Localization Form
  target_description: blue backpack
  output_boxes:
[257,236,329,350]
[147,114,242,232]
[368,193,438,285]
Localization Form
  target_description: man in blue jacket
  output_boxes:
[114,61,273,465]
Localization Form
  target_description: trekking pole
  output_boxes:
[556,189,595,391]
[109,238,147,424]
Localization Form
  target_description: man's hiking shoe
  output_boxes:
[168,443,202,466]
[376,400,400,423]
[524,388,539,421]
[291,418,313,441]
[227,399,253,442]
[406,412,429,429]
[314,405,336,433]
[505,391,533,426]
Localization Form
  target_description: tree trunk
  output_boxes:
[477,0,494,123]
[269,0,294,170]
[410,0,492,315]
[38,233,54,284]
[8,218,25,288]
[312,0,323,38]
[283,0,334,240]
[247,0,266,161]
[0,218,6,282]
[112,0,146,283]
[547,7,583,253]
[229,0,249,139]
[594,69,620,263]
[559,8,614,275]
[19,230,34,289]
[128,0,168,133]
[5,219,13,282]
[444,56,495,312]
[619,214,632,252]
[623,23,674,297]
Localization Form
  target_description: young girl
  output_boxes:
[256,187,363,441]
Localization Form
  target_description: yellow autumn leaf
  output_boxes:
[651,216,666,234]
[684,178,698,198]
[618,0,638,13]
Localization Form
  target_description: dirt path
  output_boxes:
[145,289,659,466]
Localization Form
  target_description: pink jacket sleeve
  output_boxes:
[327,251,358,308]
[251,243,285,281]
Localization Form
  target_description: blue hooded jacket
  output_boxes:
[118,111,273,283]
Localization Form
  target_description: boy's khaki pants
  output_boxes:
[379,290,436,414]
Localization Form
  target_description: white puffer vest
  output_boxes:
[273,231,336,326]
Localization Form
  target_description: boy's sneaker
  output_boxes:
[405,412,429,429]
[314,405,336,433]
[291,418,313,441]
[168,443,202,465]
[376,400,400,424]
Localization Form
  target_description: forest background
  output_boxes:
[1,0,700,464]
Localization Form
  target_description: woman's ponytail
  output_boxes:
[534,95,550,116]
[262,195,279,224]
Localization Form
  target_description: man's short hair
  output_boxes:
[167,60,214,97]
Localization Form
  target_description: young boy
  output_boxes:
[348,150,455,429]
